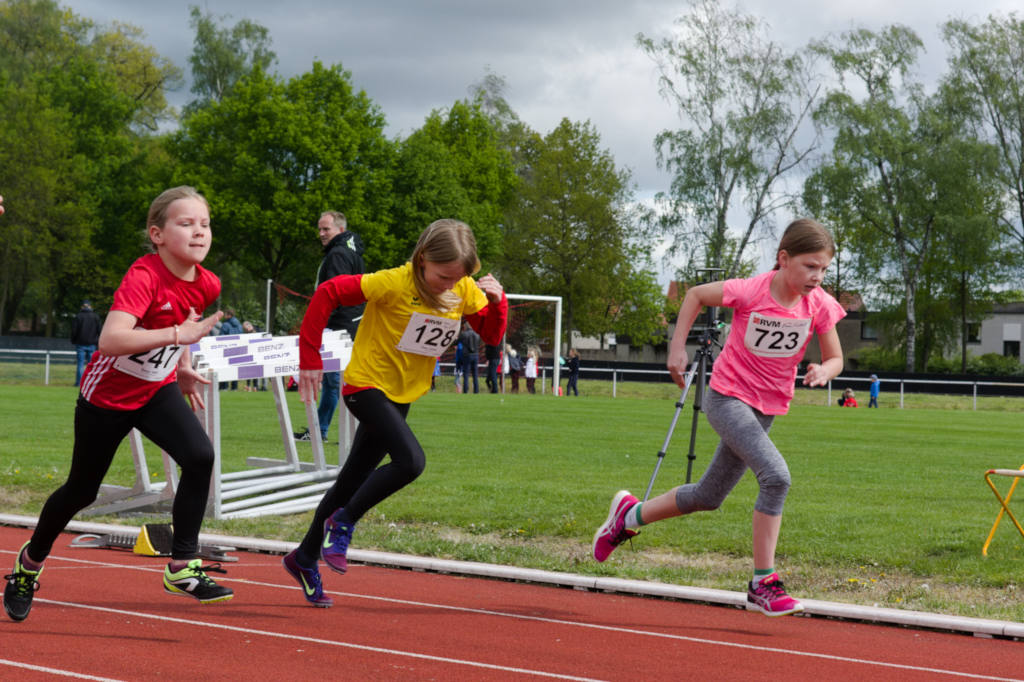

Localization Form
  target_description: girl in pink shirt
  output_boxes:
[592,219,845,617]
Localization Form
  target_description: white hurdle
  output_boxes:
[193,331,353,519]
[84,331,354,520]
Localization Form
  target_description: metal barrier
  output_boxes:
[0,348,75,384]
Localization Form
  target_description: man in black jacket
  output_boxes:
[295,211,365,443]
[70,301,102,387]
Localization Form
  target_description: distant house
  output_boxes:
[974,302,1024,361]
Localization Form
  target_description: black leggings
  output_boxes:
[29,384,214,561]
[298,388,424,559]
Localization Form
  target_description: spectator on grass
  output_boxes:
[593,217,846,618]
[524,346,539,394]
[217,309,244,390]
[3,186,234,625]
[70,301,102,387]
[565,347,580,397]
[281,218,507,608]
[506,345,521,393]
[242,321,263,391]
[868,374,880,408]
[840,387,858,407]
[294,211,365,444]
[458,321,481,394]
[485,343,501,393]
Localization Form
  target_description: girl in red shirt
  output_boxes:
[4,187,232,623]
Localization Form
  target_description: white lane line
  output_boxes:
[15,553,1022,682]
[0,658,123,681]
[34,598,604,682]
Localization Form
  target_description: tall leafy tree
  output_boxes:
[186,5,275,107]
[638,0,821,278]
[0,0,178,334]
[502,118,661,347]
[392,98,518,268]
[810,25,1004,371]
[943,14,1024,255]
[172,62,394,329]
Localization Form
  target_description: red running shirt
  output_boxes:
[79,253,220,411]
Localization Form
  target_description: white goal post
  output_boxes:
[507,293,562,391]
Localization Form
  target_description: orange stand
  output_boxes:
[982,466,1024,556]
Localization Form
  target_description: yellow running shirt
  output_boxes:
[303,262,491,404]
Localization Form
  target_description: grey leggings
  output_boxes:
[674,389,791,516]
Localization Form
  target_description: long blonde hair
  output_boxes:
[146,186,209,252]
[410,219,481,310]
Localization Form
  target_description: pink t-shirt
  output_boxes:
[708,271,846,415]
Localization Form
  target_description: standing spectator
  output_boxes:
[506,345,521,393]
[242,321,262,391]
[218,309,243,390]
[219,309,243,335]
[70,301,102,387]
[294,211,365,444]
[484,343,501,393]
[458,322,481,394]
[868,374,880,408]
[565,347,580,397]
[524,346,539,394]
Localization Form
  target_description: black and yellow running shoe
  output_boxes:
[4,541,42,622]
[163,559,234,604]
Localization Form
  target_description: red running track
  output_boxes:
[1,526,1021,681]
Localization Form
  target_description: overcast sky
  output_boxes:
[60,0,1020,275]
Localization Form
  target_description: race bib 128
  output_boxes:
[396,312,460,357]
[743,314,811,358]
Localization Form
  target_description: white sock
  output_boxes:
[624,503,643,530]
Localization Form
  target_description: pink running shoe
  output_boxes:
[592,490,639,562]
[746,573,804,617]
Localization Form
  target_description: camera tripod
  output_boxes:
[642,320,723,502]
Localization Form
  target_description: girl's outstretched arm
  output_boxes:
[98,308,222,356]
[803,326,843,386]
[666,281,724,388]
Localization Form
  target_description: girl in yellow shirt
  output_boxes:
[282,219,507,607]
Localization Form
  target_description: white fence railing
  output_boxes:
[0,348,76,384]
[7,349,1024,409]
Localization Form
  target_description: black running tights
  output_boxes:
[29,384,214,561]
[298,388,424,559]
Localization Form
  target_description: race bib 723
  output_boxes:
[743,314,811,358]
[396,312,460,357]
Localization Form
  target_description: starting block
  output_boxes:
[982,466,1024,556]
[70,523,237,562]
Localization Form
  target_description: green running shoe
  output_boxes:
[163,559,234,604]
[4,542,42,622]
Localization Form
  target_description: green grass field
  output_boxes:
[1,373,1022,622]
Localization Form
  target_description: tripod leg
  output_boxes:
[642,359,699,502]
[684,347,710,484]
